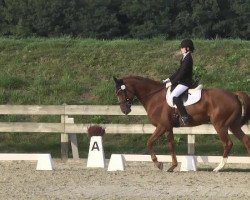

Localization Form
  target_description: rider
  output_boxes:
[163,39,195,125]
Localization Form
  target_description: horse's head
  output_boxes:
[113,77,135,115]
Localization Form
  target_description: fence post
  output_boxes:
[188,134,195,155]
[66,117,79,160]
[61,104,68,160]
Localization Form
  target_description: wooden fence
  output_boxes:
[0,105,249,159]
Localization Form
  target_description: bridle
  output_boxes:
[116,84,133,109]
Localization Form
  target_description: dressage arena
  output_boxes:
[0,159,249,200]
[0,105,249,199]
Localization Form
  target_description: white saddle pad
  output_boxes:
[166,85,203,108]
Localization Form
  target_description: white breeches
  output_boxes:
[170,84,188,99]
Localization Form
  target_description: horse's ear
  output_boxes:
[113,76,118,83]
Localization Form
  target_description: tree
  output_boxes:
[191,0,220,38]
[80,0,121,39]
[31,0,86,37]
[228,0,250,39]
[0,0,35,37]
[210,0,250,39]
[0,0,248,39]
[0,0,6,35]
[120,0,170,38]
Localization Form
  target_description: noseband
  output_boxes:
[116,85,133,108]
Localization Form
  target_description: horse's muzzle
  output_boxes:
[119,98,132,115]
[123,108,131,115]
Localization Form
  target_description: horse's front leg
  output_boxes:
[147,126,166,170]
[165,130,178,172]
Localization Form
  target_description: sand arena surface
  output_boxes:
[0,159,249,200]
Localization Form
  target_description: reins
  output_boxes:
[117,83,165,103]
[139,85,166,100]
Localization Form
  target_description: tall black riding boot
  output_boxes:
[173,97,191,125]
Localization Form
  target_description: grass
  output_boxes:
[0,37,249,157]
[0,37,249,106]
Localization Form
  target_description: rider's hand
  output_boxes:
[162,78,170,83]
[165,81,172,88]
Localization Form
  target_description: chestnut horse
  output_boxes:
[113,76,250,172]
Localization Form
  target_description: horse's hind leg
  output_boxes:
[213,126,233,172]
[229,125,250,155]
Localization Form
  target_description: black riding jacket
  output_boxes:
[169,52,194,88]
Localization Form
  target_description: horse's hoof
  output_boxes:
[167,167,174,172]
[155,162,163,170]
[167,165,177,172]
[213,157,227,172]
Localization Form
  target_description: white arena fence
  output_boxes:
[0,105,249,161]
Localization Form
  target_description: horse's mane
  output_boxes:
[123,76,163,86]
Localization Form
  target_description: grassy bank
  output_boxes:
[0,37,249,157]
[0,37,249,105]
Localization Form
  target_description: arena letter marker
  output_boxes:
[87,126,106,168]
[180,155,197,171]
[108,154,125,171]
[36,154,54,170]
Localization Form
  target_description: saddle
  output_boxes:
[166,85,203,108]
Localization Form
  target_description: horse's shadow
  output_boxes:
[198,167,250,172]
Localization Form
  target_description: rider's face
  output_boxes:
[180,47,187,54]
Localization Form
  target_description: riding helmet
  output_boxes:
[180,39,195,52]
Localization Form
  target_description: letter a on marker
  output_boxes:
[91,141,100,151]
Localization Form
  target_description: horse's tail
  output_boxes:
[234,91,250,125]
